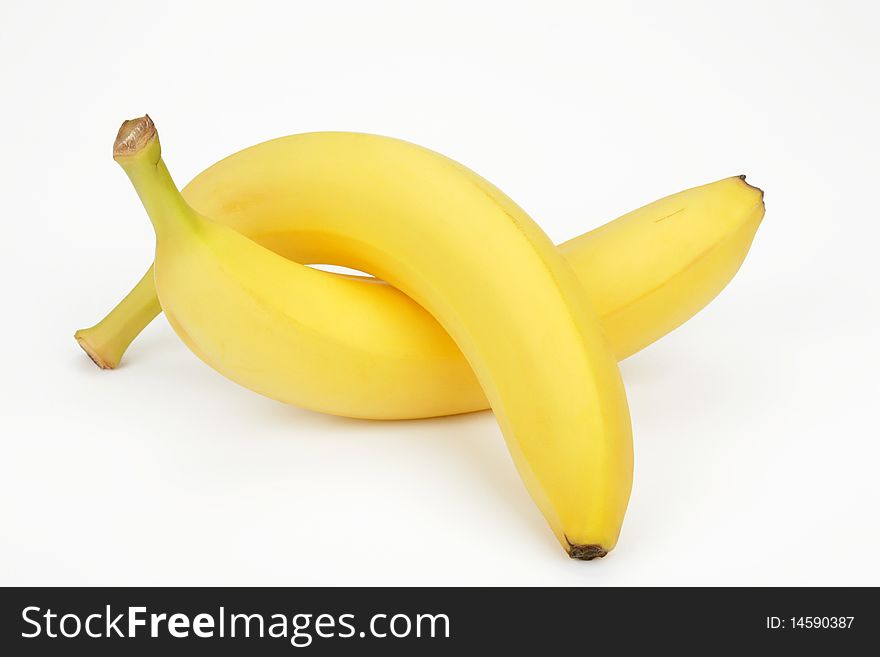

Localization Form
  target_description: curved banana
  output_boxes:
[77,171,764,389]
[113,116,633,558]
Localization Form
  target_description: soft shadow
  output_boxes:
[259,400,547,535]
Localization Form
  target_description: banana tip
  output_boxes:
[74,331,115,370]
[113,114,156,159]
[737,174,764,200]
[567,543,608,561]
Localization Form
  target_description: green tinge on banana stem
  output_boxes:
[74,266,160,369]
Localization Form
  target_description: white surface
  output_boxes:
[1,0,878,586]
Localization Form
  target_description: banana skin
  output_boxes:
[77,161,764,419]
[112,116,636,558]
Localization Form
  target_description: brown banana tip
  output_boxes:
[74,332,114,370]
[113,114,156,158]
[565,537,608,561]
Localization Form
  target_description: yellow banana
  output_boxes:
[112,116,634,558]
[77,164,764,405]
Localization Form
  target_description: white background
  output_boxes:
[1,0,878,586]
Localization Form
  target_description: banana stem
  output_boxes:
[74,266,160,369]
[113,116,194,239]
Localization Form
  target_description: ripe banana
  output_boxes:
[113,116,634,558]
[77,168,764,413]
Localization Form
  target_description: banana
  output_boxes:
[112,116,634,557]
[77,166,764,401]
